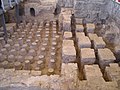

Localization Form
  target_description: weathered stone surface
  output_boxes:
[61,63,78,83]
[62,46,76,63]
[88,33,98,41]
[78,36,91,48]
[114,45,120,53]
[30,70,42,76]
[58,0,74,7]
[93,37,106,49]
[84,65,103,78]
[105,63,120,81]
[76,32,85,38]
[75,18,83,24]
[98,48,116,69]
[81,48,96,65]
[63,40,74,46]
[76,24,84,32]
[86,23,95,33]
[64,31,72,39]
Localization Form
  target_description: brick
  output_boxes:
[81,48,96,65]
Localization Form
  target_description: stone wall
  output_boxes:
[74,0,109,23]
[106,0,120,30]
[57,0,74,8]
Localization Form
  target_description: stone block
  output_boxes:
[76,32,85,39]
[78,36,91,48]
[75,18,83,24]
[30,70,42,76]
[84,65,106,87]
[98,48,116,69]
[86,23,95,33]
[88,33,98,41]
[93,37,106,49]
[81,48,96,65]
[76,24,84,32]
[105,63,120,81]
[63,40,74,46]
[64,31,72,39]
[62,46,76,63]
[63,20,71,31]
[84,65,103,77]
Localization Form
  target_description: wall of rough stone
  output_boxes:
[74,0,109,23]
[106,0,120,29]
[103,0,120,45]
[57,0,74,8]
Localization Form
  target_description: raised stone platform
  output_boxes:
[98,48,116,69]
[80,48,96,65]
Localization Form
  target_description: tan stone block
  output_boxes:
[81,48,96,65]
[88,33,98,41]
[30,70,41,76]
[63,40,74,46]
[62,46,76,63]
[64,31,72,39]
[93,37,106,49]
[75,18,83,24]
[76,32,85,39]
[84,65,103,77]
[98,48,116,69]
[78,36,91,48]
[76,24,84,32]
[86,23,95,33]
